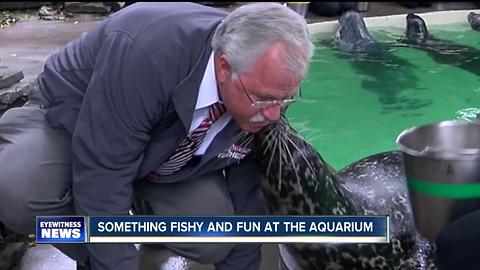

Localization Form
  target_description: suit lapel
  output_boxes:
[172,39,215,134]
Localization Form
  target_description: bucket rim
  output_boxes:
[396,120,480,159]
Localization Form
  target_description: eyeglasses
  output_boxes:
[237,75,302,109]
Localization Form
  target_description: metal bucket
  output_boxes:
[396,120,480,242]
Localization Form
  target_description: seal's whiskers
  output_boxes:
[261,128,273,152]
[231,131,246,144]
[278,135,283,191]
[266,132,279,178]
[262,128,277,153]
[285,136,316,176]
[280,134,303,193]
[237,134,253,149]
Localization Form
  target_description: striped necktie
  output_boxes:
[147,102,226,179]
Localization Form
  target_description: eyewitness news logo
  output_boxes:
[36,216,86,243]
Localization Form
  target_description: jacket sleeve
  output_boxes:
[71,31,164,270]
[216,153,267,270]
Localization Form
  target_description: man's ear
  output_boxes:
[215,54,231,83]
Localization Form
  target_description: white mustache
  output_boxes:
[249,113,270,124]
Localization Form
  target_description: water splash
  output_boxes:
[455,108,480,122]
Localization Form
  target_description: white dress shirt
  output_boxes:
[190,52,232,155]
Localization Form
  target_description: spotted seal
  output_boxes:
[331,11,429,114]
[468,12,480,31]
[403,13,480,77]
[254,115,436,269]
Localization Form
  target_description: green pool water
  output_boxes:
[287,22,480,170]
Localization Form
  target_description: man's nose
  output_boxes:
[261,104,282,122]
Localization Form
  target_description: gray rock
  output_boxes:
[0,79,35,113]
[0,242,28,270]
[38,5,73,21]
[0,223,29,270]
[64,2,112,14]
[38,5,56,17]
[0,70,24,89]
[0,90,24,109]
[104,2,125,12]
[0,12,20,29]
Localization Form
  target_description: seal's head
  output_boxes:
[255,115,318,185]
[406,13,429,43]
[468,12,480,31]
[336,10,376,52]
[254,114,344,216]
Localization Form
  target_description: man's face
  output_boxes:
[216,43,302,134]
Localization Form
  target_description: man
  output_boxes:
[0,2,314,269]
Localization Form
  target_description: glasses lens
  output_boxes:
[252,101,273,109]
[252,99,297,109]
[281,99,296,107]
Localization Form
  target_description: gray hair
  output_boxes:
[211,2,315,80]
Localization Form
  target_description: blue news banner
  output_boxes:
[36,216,389,244]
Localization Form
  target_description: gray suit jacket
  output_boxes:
[37,2,265,269]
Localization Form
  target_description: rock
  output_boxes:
[0,242,28,269]
[64,2,112,14]
[38,5,73,21]
[0,79,35,114]
[38,5,56,18]
[104,2,125,12]
[0,12,20,29]
[0,90,25,110]
[0,223,29,270]
[0,70,24,89]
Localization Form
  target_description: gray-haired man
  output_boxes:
[0,2,314,269]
